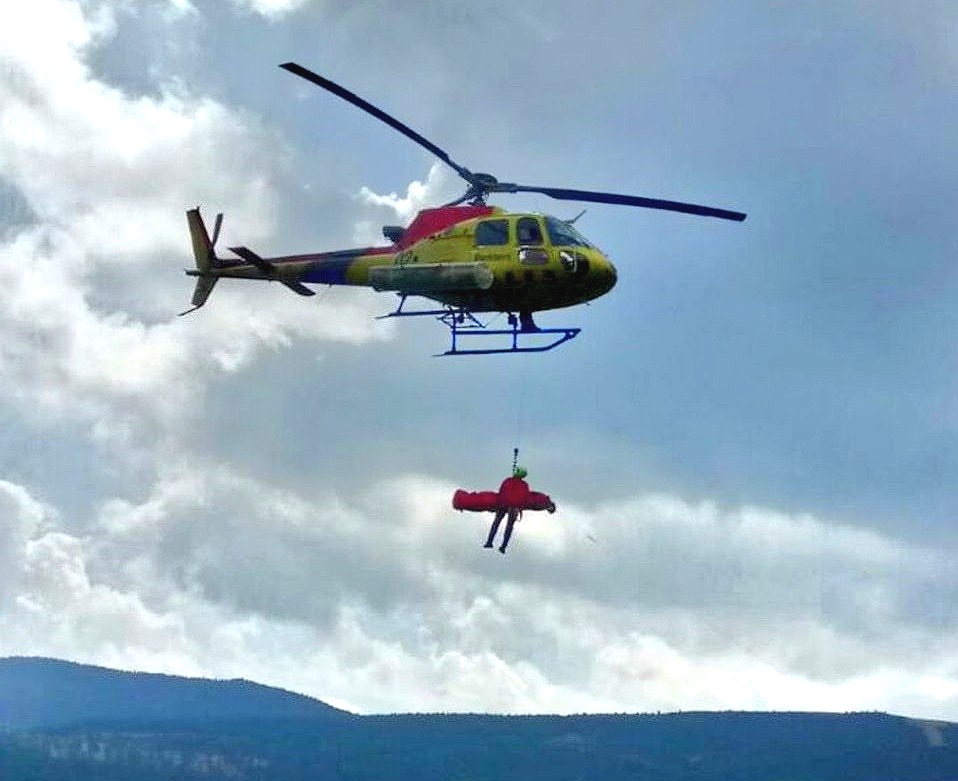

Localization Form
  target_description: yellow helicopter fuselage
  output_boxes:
[199,205,617,316]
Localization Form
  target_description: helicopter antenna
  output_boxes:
[280,62,747,221]
[567,209,587,225]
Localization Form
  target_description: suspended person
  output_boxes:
[453,465,555,554]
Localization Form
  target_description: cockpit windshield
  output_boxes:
[544,216,593,248]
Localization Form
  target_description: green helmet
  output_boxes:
[513,466,528,479]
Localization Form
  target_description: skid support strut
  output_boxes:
[377,296,581,356]
[443,311,579,356]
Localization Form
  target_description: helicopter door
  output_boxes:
[516,216,548,266]
[473,218,511,267]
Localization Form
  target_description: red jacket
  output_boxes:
[453,477,554,513]
[497,476,530,507]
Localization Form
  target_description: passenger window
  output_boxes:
[516,217,543,245]
[475,219,510,247]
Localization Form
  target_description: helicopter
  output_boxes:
[182,62,746,356]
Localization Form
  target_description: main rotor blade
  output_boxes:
[513,185,746,221]
[280,62,473,183]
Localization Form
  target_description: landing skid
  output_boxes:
[378,296,581,356]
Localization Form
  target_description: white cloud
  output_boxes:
[163,0,197,18]
[0,223,391,452]
[3,461,956,717]
[1,0,280,257]
[229,0,314,19]
[0,1,399,689]
[1,0,956,727]
[0,0,393,447]
[353,163,457,244]
[0,480,52,598]
[358,162,452,223]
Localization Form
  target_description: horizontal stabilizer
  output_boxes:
[230,246,314,297]
[229,245,275,273]
[281,280,315,296]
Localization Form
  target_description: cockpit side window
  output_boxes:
[474,219,510,247]
[516,216,544,245]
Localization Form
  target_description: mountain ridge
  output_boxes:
[7,655,949,725]
[2,656,957,781]
[0,655,350,728]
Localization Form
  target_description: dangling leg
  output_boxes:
[499,509,520,553]
[485,509,506,548]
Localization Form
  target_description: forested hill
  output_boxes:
[0,656,349,728]
[1,656,956,781]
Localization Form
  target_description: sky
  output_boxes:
[1,0,958,718]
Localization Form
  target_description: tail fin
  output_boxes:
[180,208,222,316]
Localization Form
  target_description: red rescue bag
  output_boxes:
[452,490,499,512]
[526,491,554,511]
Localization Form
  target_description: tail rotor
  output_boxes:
[209,211,223,251]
